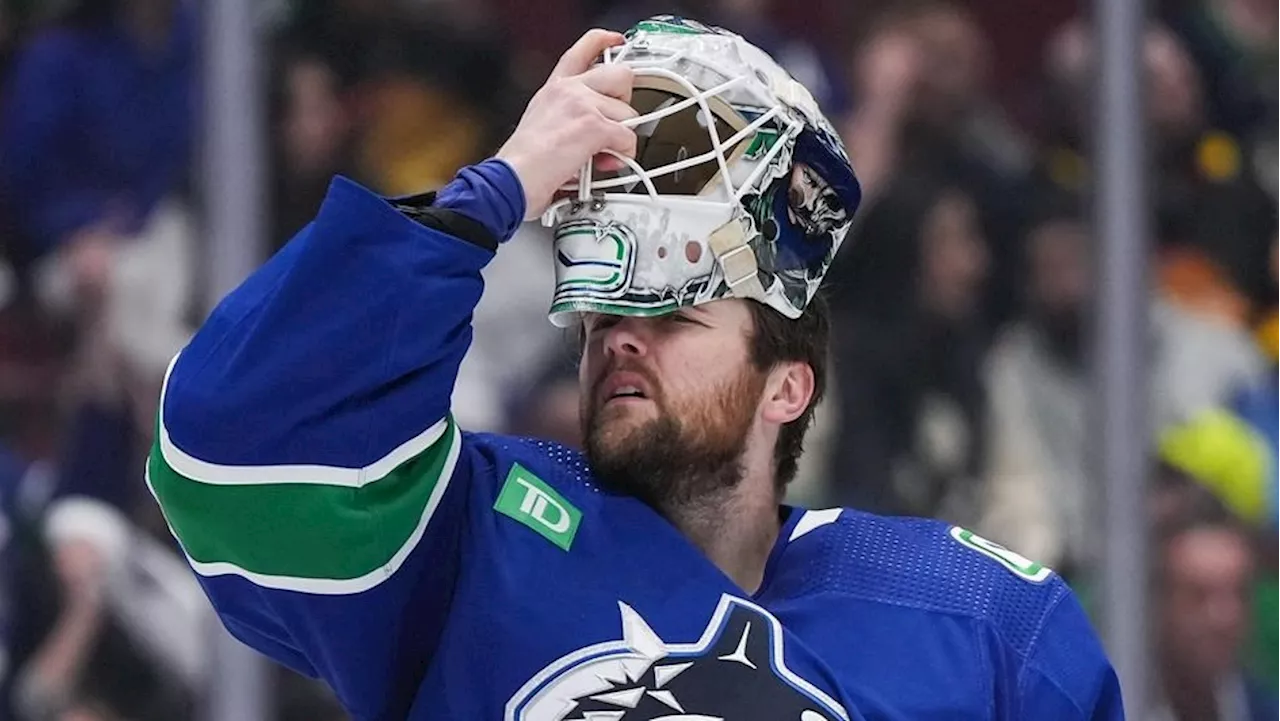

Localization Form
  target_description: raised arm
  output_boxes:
[146,29,638,719]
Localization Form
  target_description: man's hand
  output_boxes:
[63,224,119,305]
[497,29,637,220]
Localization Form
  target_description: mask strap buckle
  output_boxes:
[708,218,765,299]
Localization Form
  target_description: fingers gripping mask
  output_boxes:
[542,15,862,328]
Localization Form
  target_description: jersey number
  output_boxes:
[949,527,1053,583]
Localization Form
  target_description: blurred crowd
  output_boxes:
[0,0,1273,720]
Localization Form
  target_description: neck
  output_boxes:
[661,463,781,594]
[1161,660,1223,721]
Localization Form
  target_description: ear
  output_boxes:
[759,361,814,426]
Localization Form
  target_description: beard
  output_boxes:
[582,361,767,515]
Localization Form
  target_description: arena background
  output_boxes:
[0,0,1274,719]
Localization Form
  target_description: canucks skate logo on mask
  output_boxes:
[505,594,849,721]
[554,219,638,299]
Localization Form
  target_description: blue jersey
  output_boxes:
[147,170,1123,721]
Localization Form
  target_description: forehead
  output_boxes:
[1166,528,1252,577]
[581,299,754,333]
[687,298,753,325]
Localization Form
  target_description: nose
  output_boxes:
[1203,590,1245,635]
[602,316,648,360]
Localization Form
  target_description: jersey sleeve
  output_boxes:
[1017,590,1125,720]
[146,174,499,719]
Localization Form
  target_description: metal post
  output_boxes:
[201,0,270,720]
[1093,0,1150,715]
[202,0,267,306]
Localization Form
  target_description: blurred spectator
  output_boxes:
[826,166,991,520]
[978,198,1095,577]
[1149,304,1269,430]
[0,0,198,448]
[841,1,1031,331]
[1160,318,1279,693]
[1160,0,1277,155]
[0,2,209,718]
[1158,407,1273,528]
[0,0,197,344]
[272,0,516,198]
[268,0,519,251]
[268,48,357,249]
[9,496,209,721]
[843,2,1028,193]
[1159,208,1279,698]
[505,350,582,449]
[264,0,531,438]
[452,223,566,433]
[1039,19,1201,185]
[978,196,1267,574]
[352,3,516,196]
[1146,479,1278,721]
[1040,18,1277,329]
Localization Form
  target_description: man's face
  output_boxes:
[1159,527,1254,680]
[912,7,988,121]
[1144,27,1202,139]
[578,299,767,510]
[1027,219,1091,363]
[918,190,989,320]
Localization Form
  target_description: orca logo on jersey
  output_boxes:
[505,594,849,721]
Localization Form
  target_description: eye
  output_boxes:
[665,311,701,326]
[584,314,620,336]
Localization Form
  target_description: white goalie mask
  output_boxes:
[542,15,862,328]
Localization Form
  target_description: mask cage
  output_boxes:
[541,42,804,226]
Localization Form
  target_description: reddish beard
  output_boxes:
[581,359,767,513]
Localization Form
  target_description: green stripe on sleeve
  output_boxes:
[148,419,458,582]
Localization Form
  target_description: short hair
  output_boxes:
[1149,469,1254,585]
[745,293,830,493]
[1155,490,1246,546]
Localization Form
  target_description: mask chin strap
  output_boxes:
[707,214,765,300]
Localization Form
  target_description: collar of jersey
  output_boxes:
[753,504,803,600]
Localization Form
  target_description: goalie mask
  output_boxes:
[542,15,862,327]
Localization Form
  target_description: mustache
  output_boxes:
[590,359,661,407]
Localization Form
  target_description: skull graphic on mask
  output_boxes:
[786,163,848,237]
